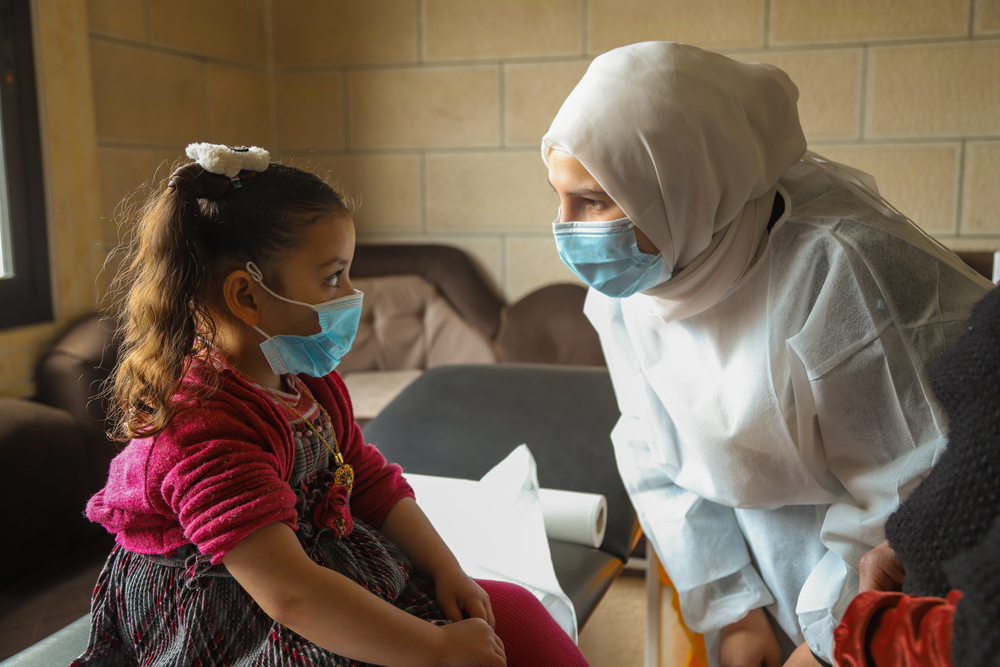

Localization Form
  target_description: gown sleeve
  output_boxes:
[587,290,774,634]
[791,318,957,661]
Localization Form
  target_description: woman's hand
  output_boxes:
[783,643,822,667]
[718,607,782,667]
[434,567,496,629]
[434,618,506,667]
[858,540,905,593]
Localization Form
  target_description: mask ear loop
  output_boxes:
[246,261,325,310]
[243,262,277,342]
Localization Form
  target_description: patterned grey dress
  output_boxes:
[71,406,447,667]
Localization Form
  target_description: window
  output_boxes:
[0,0,51,329]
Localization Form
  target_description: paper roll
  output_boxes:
[538,488,607,549]
[407,473,607,549]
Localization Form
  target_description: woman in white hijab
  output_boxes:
[543,42,994,667]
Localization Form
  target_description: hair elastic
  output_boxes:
[184,143,270,188]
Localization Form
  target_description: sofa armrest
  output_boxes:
[0,398,98,587]
[496,284,605,366]
[34,313,120,493]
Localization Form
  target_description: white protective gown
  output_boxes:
[587,157,993,663]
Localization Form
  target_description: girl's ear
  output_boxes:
[223,270,262,326]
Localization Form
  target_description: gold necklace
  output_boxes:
[232,366,355,495]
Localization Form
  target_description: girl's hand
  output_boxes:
[858,540,905,593]
[434,618,506,667]
[783,643,822,667]
[434,567,496,629]
[718,607,782,667]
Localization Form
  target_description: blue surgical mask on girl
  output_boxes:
[246,262,364,377]
[553,216,672,298]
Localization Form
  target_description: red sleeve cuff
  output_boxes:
[834,590,960,667]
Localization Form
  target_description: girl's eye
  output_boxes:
[325,271,342,287]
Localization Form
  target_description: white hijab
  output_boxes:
[542,42,807,322]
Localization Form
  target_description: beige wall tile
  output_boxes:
[426,152,555,232]
[424,0,581,61]
[355,234,504,292]
[87,0,145,40]
[0,349,40,393]
[588,0,766,54]
[733,49,862,141]
[97,148,183,240]
[282,154,423,232]
[770,0,969,45]
[962,141,1000,234]
[40,0,106,322]
[349,67,499,149]
[814,143,961,235]
[206,65,271,148]
[505,236,582,301]
[0,323,58,353]
[273,0,417,67]
[276,73,345,151]
[149,0,250,61]
[976,0,1000,34]
[866,42,1000,138]
[505,60,591,147]
[0,380,35,398]
[91,40,205,144]
[940,237,1000,252]
[247,0,268,65]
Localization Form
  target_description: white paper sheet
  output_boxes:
[406,445,581,641]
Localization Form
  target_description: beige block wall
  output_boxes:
[87,0,274,262]
[34,1,994,398]
[271,0,999,302]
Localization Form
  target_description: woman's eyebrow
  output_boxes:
[546,179,606,198]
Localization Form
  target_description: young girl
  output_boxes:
[73,144,589,667]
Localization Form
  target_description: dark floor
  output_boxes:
[0,545,108,661]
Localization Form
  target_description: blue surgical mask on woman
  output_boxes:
[246,262,364,377]
[553,216,672,298]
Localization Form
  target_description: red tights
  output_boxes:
[476,580,591,667]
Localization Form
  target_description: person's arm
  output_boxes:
[222,521,505,667]
[380,496,495,627]
[615,415,779,667]
[790,320,953,664]
[587,290,777,664]
[307,375,495,626]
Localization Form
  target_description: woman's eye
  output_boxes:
[586,199,605,210]
[325,271,342,287]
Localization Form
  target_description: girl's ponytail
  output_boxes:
[109,165,230,440]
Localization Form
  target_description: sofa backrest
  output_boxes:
[351,244,504,339]
[339,274,498,373]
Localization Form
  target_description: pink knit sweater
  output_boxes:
[86,362,414,564]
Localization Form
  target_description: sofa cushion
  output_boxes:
[496,284,605,366]
[340,369,423,421]
[340,275,498,373]
[351,245,504,338]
